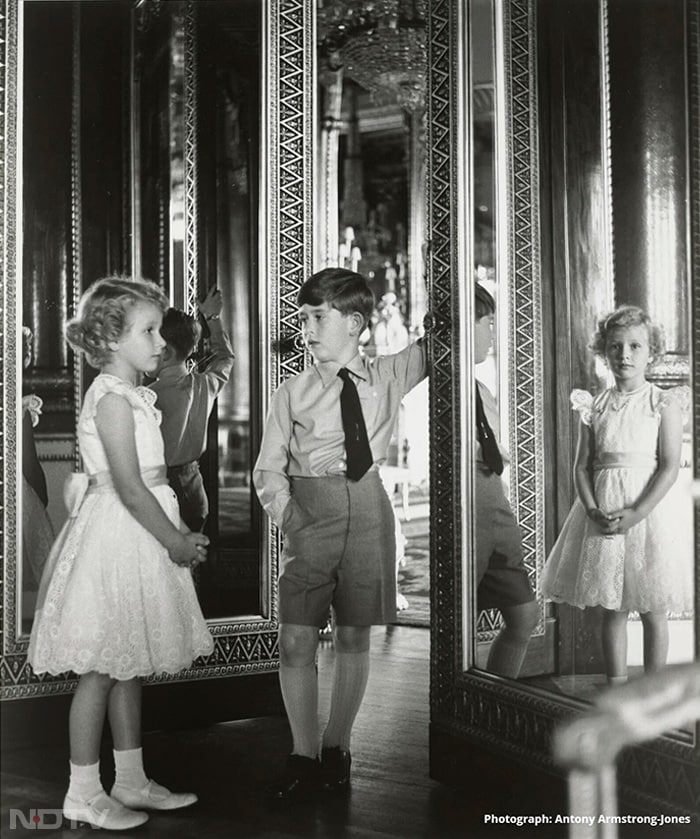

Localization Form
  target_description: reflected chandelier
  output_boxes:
[318,0,427,111]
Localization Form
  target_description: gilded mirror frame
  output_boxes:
[0,0,315,700]
[427,0,699,815]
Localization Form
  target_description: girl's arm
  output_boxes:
[610,398,683,533]
[95,392,208,566]
[573,417,618,534]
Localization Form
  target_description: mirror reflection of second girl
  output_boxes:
[542,306,693,685]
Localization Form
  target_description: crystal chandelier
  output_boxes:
[318,0,427,112]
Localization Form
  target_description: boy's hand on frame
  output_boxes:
[198,286,223,319]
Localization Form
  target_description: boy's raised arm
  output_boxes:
[374,335,428,395]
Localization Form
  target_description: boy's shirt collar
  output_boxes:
[315,353,366,387]
[152,361,189,382]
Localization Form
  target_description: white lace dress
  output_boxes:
[28,373,214,680]
[541,383,693,614]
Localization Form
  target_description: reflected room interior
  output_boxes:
[19,0,265,630]
[504,0,696,714]
[316,0,431,627]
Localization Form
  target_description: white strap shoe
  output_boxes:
[111,779,198,811]
[63,791,149,830]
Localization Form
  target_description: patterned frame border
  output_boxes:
[0,0,315,699]
[428,0,700,816]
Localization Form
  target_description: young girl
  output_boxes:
[28,277,214,830]
[541,305,693,684]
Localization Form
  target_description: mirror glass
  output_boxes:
[316,0,430,626]
[471,0,696,720]
[18,0,265,636]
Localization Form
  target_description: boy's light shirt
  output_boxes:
[149,325,234,466]
[254,338,427,528]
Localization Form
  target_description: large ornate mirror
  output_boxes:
[133,0,264,619]
[314,0,431,627]
[428,0,699,817]
[2,0,317,700]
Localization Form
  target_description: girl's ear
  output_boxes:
[107,340,120,353]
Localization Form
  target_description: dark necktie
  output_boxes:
[475,383,504,475]
[338,368,373,481]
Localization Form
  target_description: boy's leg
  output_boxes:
[272,623,322,801]
[278,623,321,758]
[602,608,629,683]
[639,610,669,672]
[486,600,538,678]
[320,625,370,793]
[322,625,371,750]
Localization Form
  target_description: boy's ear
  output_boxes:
[348,311,365,336]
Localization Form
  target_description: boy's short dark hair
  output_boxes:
[161,307,202,361]
[475,283,495,319]
[298,268,375,330]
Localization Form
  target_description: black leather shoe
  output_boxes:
[321,747,351,792]
[270,755,320,802]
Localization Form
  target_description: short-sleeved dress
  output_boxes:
[541,382,693,614]
[28,373,214,680]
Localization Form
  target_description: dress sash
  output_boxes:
[593,452,657,470]
[64,466,168,517]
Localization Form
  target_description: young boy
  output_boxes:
[149,286,234,531]
[253,268,427,801]
[473,282,538,677]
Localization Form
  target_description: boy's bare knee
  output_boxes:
[279,623,319,666]
[334,625,371,653]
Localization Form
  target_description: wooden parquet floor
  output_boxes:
[1,626,695,838]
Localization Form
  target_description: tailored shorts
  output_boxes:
[279,470,396,627]
[167,461,208,532]
[475,466,535,611]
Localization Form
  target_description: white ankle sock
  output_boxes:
[67,760,103,802]
[113,747,149,791]
[608,675,628,686]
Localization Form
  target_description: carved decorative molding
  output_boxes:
[427,0,463,718]
[183,0,198,315]
[1,0,20,689]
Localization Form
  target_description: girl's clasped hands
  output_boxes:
[172,531,210,568]
[587,506,641,536]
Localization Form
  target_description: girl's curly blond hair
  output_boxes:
[66,276,168,369]
[590,305,665,361]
